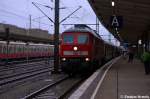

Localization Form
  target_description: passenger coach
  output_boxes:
[0,41,54,64]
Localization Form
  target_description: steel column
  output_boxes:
[54,0,60,72]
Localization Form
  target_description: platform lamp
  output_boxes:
[138,39,142,51]
[137,39,142,56]
[111,1,115,7]
[138,39,142,45]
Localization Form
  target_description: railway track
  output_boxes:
[0,56,121,99]
[0,58,54,94]
[0,67,52,86]
[0,57,53,68]
[0,68,53,95]
[22,76,82,99]
[0,61,52,77]
[0,61,47,70]
[0,74,69,99]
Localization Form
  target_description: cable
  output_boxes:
[60,0,86,24]
[0,9,28,19]
[0,8,52,27]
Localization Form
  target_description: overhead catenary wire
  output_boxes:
[0,9,28,19]
[32,2,54,23]
[59,6,82,23]
[60,0,86,24]
[0,8,52,27]
[75,0,96,24]
[33,2,54,10]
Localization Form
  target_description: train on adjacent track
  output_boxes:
[0,41,54,64]
[60,24,121,75]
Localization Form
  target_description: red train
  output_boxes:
[60,24,121,75]
[0,41,54,64]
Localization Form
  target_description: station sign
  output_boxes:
[110,15,123,28]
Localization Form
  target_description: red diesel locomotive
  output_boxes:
[60,24,120,75]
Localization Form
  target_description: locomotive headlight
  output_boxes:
[73,46,78,51]
[85,58,90,61]
[62,58,66,61]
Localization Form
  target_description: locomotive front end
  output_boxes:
[60,32,91,74]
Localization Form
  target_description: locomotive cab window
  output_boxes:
[63,34,74,44]
[78,34,88,44]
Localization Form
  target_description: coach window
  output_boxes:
[63,35,74,44]
[11,45,14,54]
[78,35,88,44]
[23,46,25,53]
[0,45,2,54]
[3,46,7,54]
[9,46,12,54]
[19,47,21,53]
[14,45,17,54]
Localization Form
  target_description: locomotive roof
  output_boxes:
[63,24,118,47]
[63,24,102,40]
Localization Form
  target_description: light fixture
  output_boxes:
[115,28,118,31]
[85,58,90,61]
[73,46,78,51]
[112,1,115,7]
[138,39,142,45]
[62,58,66,61]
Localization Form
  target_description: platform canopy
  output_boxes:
[88,0,150,45]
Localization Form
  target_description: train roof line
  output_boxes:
[63,24,120,47]
[63,24,102,40]
[0,41,53,46]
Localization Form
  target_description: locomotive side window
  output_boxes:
[63,35,74,44]
[78,34,88,44]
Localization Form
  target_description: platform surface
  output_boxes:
[69,57,150,99]
[94,58,150,99]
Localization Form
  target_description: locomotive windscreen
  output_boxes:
[63,33,88,44]
[63,34,74,44]
[78,34,88,44]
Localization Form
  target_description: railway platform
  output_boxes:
[69,56,150,99]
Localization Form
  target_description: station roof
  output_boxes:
[88,0,150,45]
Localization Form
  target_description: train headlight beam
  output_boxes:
[85,58,90,61]
[73,46,78,51]
[62,58,66,61]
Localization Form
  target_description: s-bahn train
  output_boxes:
[0,41,54,64]
[60,24,121,75]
